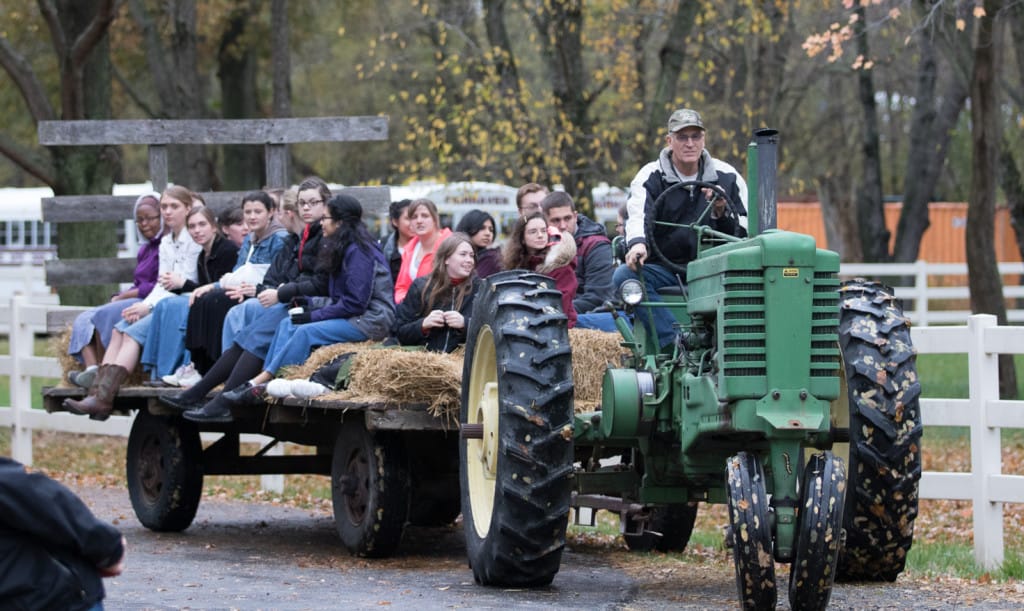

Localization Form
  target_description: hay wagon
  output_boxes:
[42,357,462,558]
[42,325,621,558]
[37,116,460,557]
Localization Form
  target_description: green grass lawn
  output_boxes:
[0,336,62,409]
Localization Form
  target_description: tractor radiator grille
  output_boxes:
[810,271,840,377]
[722,271,766,377]
[719,270,840,381]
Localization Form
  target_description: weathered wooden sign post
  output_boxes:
[37,116,389,293]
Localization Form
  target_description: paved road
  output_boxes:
[70,484,1024,610]
[72,485,677,610]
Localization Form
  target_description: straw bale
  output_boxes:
[347,348,463,417]
[273,329,625,421]
[278,341,380,380]
[568,328,628,412]
[53,326,148,387]
[52,327,78,386]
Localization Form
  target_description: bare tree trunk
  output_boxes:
[271,0,291,119]
[998,144,1024,309]
[48,0,121,305]
[968,0,1016,398]
[127,0,216,190]
[481,0,547,178]
[530,0,602,211]
[818,172,862,263]
[894,0,972,263]
[482,0,520,95]
[893,11,936,262]
[644,1,699,147]
[219,0,263,190]
[853,4,889,262]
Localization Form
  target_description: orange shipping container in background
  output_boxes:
[777,202,1022,263]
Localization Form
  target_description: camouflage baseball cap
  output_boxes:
[667,108,704,133]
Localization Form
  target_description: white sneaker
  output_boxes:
[162,362,200,387]
[177,365,202,388]
[266,379,293,398]
[264,378,329,399]
[290,379,329,399]
[69,365,98,388]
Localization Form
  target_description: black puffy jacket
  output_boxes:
[0,458,123,611]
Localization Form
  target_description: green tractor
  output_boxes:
[458,129,922,610]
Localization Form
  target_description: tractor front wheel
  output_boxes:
[788,451,846,611]
[726,451,777,610]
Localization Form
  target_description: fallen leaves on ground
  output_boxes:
[9,428,1024,587]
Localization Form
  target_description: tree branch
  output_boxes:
[0,131,56,186]
[38,0,67,57]
[0,36,56,122]
[70,0,117,69]
[111,62,162,117]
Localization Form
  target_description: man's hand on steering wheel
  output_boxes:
[626,243,648,271]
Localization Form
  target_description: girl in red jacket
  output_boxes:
[502,213,578,327]
[393,198,452,303]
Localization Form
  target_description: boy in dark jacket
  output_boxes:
[0,457,125,610]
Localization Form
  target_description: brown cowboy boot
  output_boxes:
[63,364,129,421]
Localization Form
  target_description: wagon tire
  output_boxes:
[331,421,410,558]
[623,503,699,553]
[126,409,203,532]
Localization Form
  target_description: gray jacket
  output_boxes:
[350,260,397,341]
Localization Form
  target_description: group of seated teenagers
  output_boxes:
[63,177,628,424]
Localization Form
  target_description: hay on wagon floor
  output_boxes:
[277,342,464,425]
[53,327,148,387]
[277,328,626,422]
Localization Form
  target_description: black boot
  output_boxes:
[159,391,205,412]
[183,393,234,423]
[220,381,255,403]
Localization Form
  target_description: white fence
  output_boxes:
[914,314,1024,570]
[0,295,284,492]
[842,261,1024,325]
[1,276,1023,569]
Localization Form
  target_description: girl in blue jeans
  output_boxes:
[180,193,395,423]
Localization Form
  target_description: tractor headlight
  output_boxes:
[620,279,644,305]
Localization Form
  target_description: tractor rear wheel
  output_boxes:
[460,271,575,587]
[726,451,777,610]
[837,280,922,581]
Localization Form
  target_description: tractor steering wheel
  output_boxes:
[645,180,741,277]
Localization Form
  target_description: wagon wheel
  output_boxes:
[126,409,203,532]
[623,503,699,553]
[331,420,410,558]
[726,451,777,610]
[788,451,846,611]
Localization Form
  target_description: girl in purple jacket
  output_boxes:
[182,193,395,423]
[67,192,163,387]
